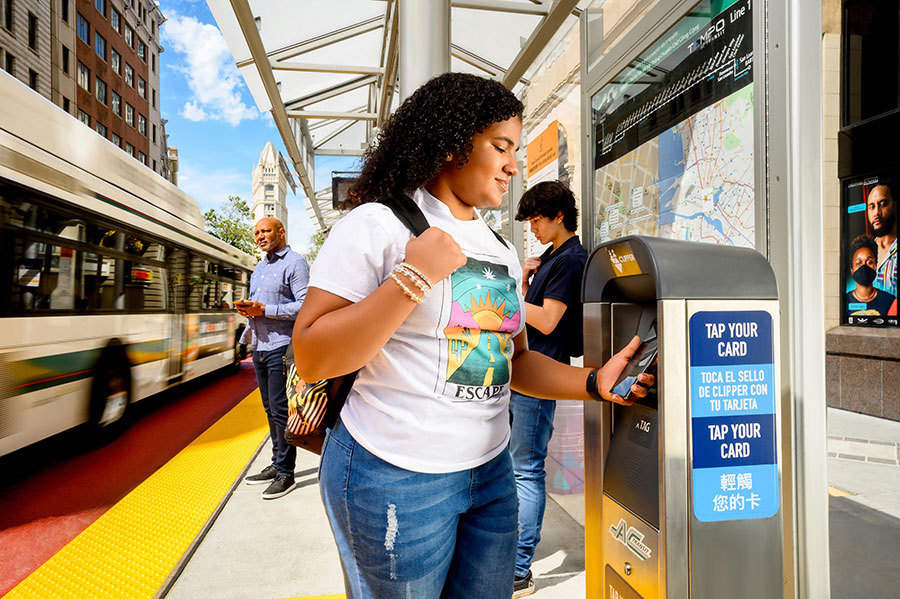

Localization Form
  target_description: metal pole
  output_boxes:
[767,0,829,597]
[397,0,450,100]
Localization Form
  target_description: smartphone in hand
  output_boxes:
[611,324,658,401]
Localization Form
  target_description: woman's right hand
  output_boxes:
[404,227,467,283]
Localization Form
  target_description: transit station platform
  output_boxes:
[5,389,898,598]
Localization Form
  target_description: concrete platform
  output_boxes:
[163,406,900,598]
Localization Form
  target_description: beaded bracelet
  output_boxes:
[389,272,423,304]
[398,262,433,289]
[392,263,432,296]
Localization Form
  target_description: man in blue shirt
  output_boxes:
[236,217,309,499]
[511,181,588,597]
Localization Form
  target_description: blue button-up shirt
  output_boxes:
[247,245,309,351]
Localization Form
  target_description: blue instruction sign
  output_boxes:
[689,311,779,522]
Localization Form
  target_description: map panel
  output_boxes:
[591,0,755,248]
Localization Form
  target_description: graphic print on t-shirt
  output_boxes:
[444,257,521,402]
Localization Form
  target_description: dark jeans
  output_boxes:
[252,344,296,477]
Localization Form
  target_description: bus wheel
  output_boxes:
[89,344,132,437]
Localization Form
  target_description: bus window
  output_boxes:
[11,240,80,311]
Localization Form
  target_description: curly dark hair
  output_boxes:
[850,234,877,261]
[348,72,523,205]
[515,180,579,231]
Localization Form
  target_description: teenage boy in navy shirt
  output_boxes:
[510,181,588,597]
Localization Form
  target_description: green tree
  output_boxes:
[306,229,328,263]
[204,195,256,255]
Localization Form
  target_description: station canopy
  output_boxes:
[209,0,588,231]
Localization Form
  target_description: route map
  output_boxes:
[592,0,755,248]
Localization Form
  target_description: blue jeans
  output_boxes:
[508,391,556,577]
[252,344,296,477]
[319,419,518,599]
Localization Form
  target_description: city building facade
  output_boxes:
[0,0,52,101]
[251,141,296,233]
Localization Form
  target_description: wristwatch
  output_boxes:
[586,368,603,401]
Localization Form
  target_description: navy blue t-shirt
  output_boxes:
[524,235,588,363]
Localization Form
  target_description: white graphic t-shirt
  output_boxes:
[309,188,525,473]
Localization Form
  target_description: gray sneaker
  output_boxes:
[245,465,277,485]
[262,475,295,500]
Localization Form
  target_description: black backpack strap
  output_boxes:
[379,194,430,237]
[380,193,510,250]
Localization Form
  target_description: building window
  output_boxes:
[27,12,37,50]
[151,53,155,73]
[151,20,155,36]
[138,151,147,165]
[137,76,145,98]
[63,97,70,113]
[125,103,134,127]
[76,12,88,44]
[110,8,120,32]
[151,88,156,108]
[28,69,37,91]
[4,0,13,32]
[152,159,156,171]
[137,39,145,62]
[124,62,133,86]
[77,61,89,91]
[138,113,146,136]
[152,124,156,143]
[3,53,13,76]
[843,0,900,126]
[125,142,134,157]
[96,76,106,104]
[94,0,105,17]
[78,109,90,126]
[94,33,106,60]
[96,121,107,138]
[111,132,121,147]
[62,0,69,23]
[110,48,120,74]
[111,90,121,116]
[124,25,133,48]
[61,44,69,74]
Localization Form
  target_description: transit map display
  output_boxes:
[591,0,754,248]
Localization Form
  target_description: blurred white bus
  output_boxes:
[0,71,257,456]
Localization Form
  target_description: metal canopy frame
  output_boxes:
[210,0,584,232]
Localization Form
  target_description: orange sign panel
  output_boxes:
[526,120,559,177]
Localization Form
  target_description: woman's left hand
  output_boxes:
[597,335,656,405]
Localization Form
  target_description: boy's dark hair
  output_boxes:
[515,180,578,231]
[348,72,523,205]
[850,234,877,260]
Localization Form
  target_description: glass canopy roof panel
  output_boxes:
[303,85,372,114]
[275,27,385,69]
[314,121,370,155]
[451,6,543,69]
[251,1,386,56]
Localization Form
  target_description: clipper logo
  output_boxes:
[606,243,641,277]
[609,518,653,561]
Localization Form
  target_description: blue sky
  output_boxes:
[157,1,357,253]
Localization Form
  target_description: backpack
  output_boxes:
[283,194,507,454]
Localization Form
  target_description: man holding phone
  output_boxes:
[511,181,589,597]
[236,217,309,499]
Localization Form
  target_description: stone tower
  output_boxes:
[251,141,296,235]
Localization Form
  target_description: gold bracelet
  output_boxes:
[389,272,423,304]
[399,262,433,289]
[393,264,432,296]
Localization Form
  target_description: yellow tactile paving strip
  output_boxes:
[6,390,269,599]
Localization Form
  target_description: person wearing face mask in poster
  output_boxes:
[846,234,896,317]
[866,184,898,298]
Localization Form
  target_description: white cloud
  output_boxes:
[181,101,208,121]
[163,12,259,126]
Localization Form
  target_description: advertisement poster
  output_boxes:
[842,175,898,327]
